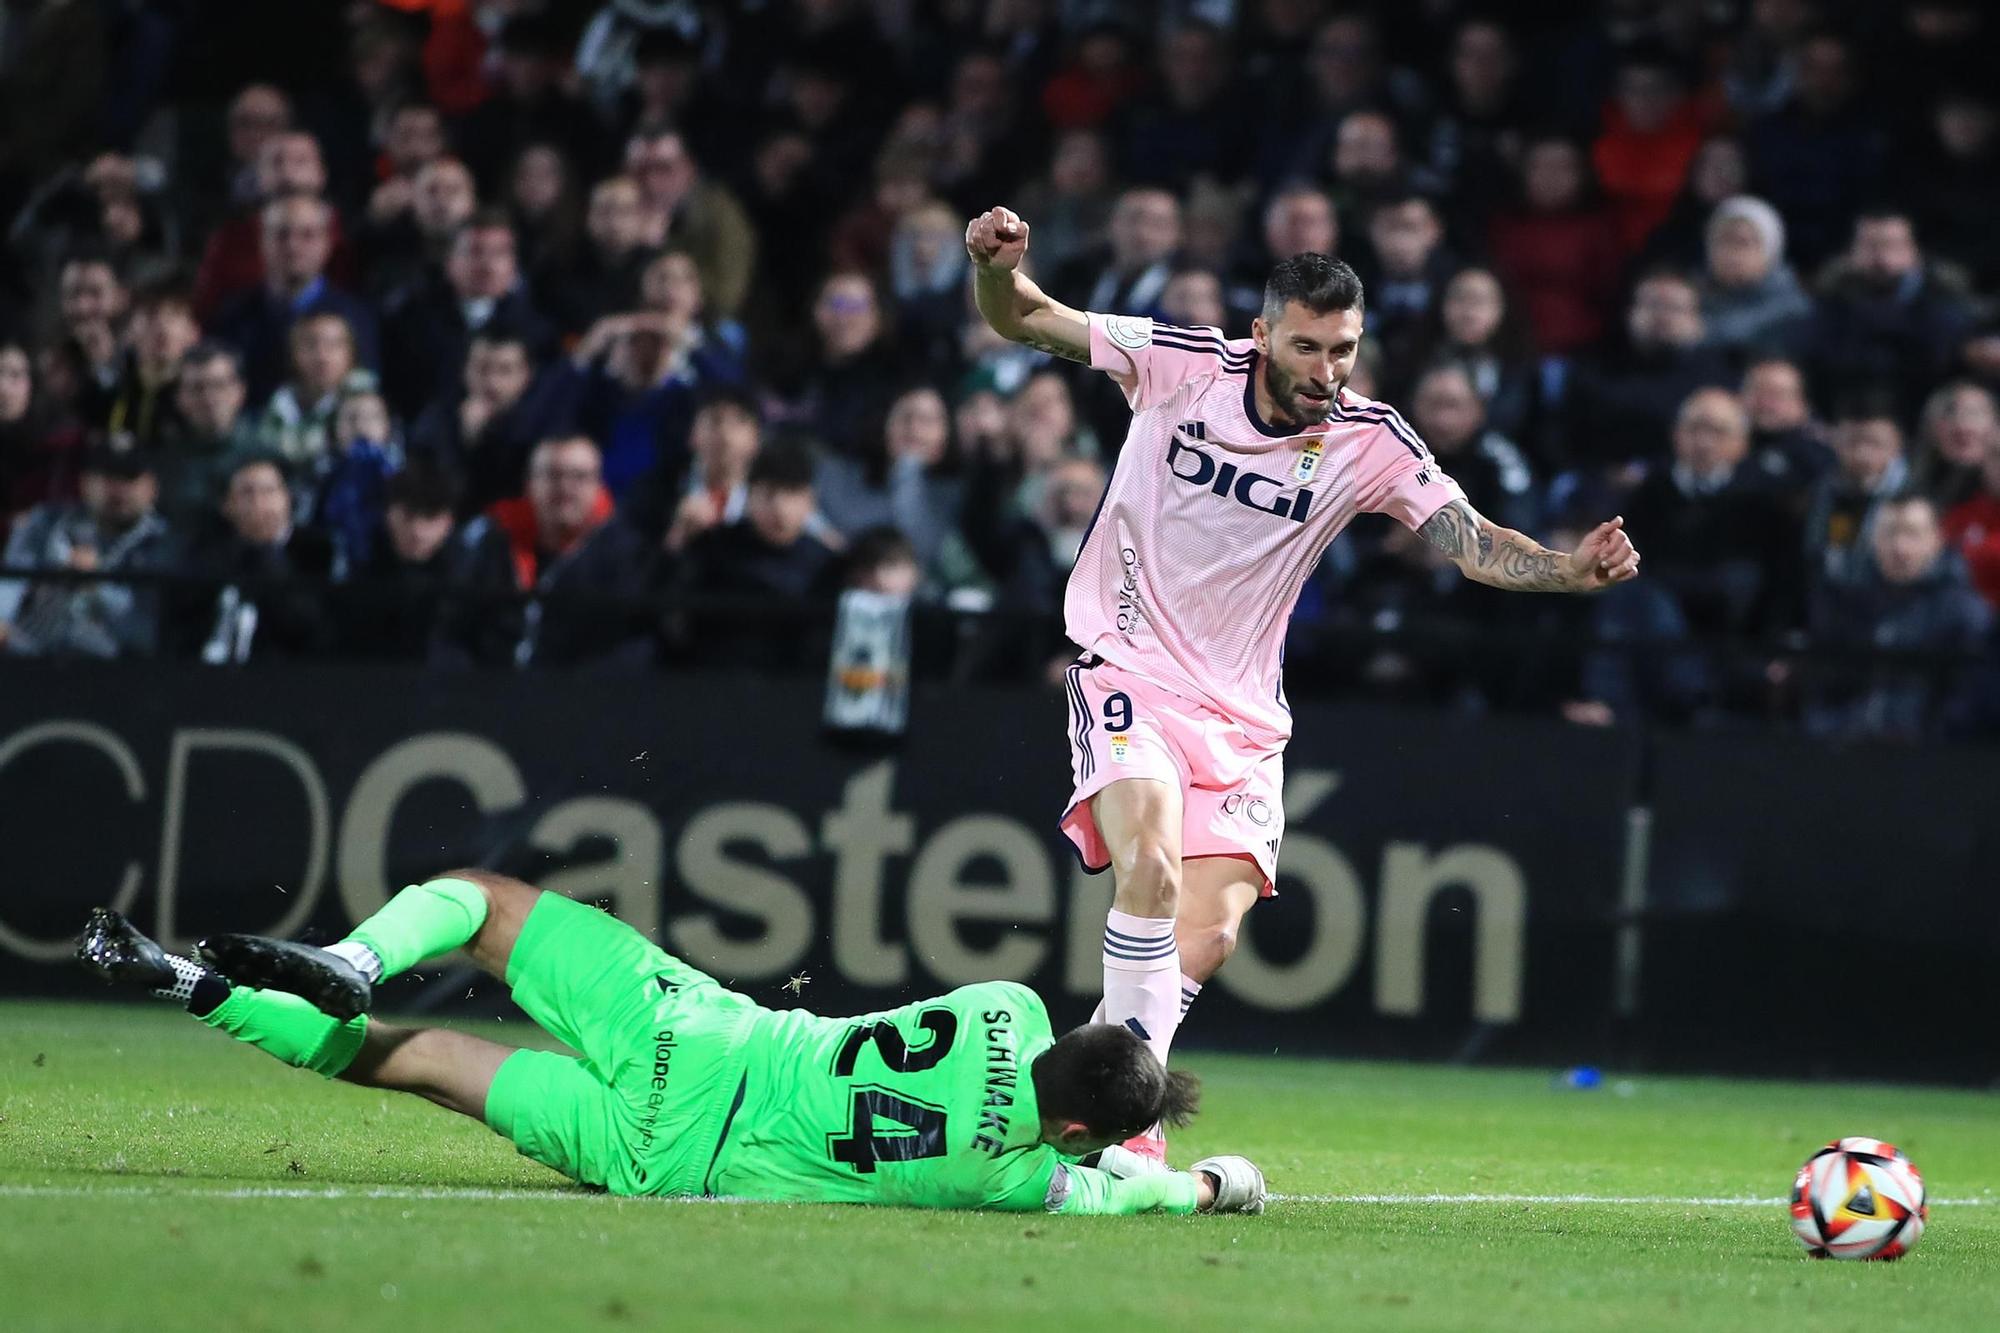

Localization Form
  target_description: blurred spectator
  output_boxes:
[411,323,561,517]
[1,340,84,536]
[1807,210,1976,420]
[1488,137,1624,357]
[1324,110,1408,233]
[375,102,450,193]
[1560,271,1732,468]
[1011,130,1117,280]
[357,156,478,302]
[452,15,607,191]
[1225,183,1338,329]
[1592,45,1708,255]
[1895,88,2000,288]
[1943,426,2000,609]
[155,342,255,532]
[623,129,755,322]
[332,461,458,661]
[1697,196,1813,362]
[769,270,900,461]
[1740,354,1834,502]
[1267,13,1430,187]
[440,435,653,670]
[1117,21,1249,190]
[105,278,200,449]
[1805,494,1991,741]
[1746,32,1885,270]
[1621,388,1799,638]
[684,436,835,601]
[508,143,580,279]
[886,202,971,376]
[217,85,294,217]
[1053,187,1180,318]
[657,387,762,555]
[1041,22,1147,133]
[610,26,734,160]
[1911,381,1999,512]
[1423,19,1529,234]
[211,195,380,402]
[535,175,657,340]
[933,46,1046,217]
[179,453,334,663]
[960,453,1106,616]
[1362,192,1458,356]
[1638,136,1751,272]
[568,250,747,500]
[816,384,964,566]
[1402,267,1537,443]
[1804,392,1911,588]
[192,130,352,320]
[0,444,173,659]
[1408,363,1537,536]
[843,525,922,598]
[251,312,370,467]
[307,386,400,573]
[827,145,933,283]
[53,253,129,428]
[1161,269,1228,332]
[380,211,555,418]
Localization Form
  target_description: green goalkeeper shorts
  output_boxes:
[482,892,759,1196]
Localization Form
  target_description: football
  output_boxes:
[1790,1137,1929,1260]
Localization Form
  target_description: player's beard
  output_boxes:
[1261,358,1340,428]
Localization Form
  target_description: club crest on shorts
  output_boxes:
[1108,733,1130,762]
[1103,315,1152,350]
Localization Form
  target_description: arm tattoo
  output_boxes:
[1417,499,1575,593]
[1016,330,1089,363]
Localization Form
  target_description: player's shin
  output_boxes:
[200,987,368,1078]
[328,876,490,982]
[1100,908,1181,1069]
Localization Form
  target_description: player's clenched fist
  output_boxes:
[965,206,1030,270]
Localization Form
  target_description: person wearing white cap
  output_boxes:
[1698,194,1815,358]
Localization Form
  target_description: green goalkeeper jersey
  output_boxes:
[701,980,1198,1215]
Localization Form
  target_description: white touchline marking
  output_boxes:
[1273,1193,1994,1207]
[0,1183,1991,1207]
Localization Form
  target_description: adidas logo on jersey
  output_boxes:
[1166,438,1314,523]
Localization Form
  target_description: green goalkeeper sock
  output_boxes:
[200,986,367,1078]
[332,877,490,982]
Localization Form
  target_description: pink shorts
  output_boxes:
[1059,655,1284,894]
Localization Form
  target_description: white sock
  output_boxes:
[1100,909,1180,1069]
[1178,974,1203,1026]
[325,940,384,983]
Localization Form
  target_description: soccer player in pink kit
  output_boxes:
[965,205,1641,1157]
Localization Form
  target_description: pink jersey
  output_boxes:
[1065,312,1466,747]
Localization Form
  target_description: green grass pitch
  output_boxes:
[2,1002,1994,1332]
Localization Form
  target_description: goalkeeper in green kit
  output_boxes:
[74,870,1267,1216]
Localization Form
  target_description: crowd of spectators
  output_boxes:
[4,0,2000,743]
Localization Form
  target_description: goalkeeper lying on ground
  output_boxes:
[75,870,1266,1215]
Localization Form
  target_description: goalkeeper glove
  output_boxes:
[1192,1154,1266,1215]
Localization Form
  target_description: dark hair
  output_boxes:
[1032,1025,1200,1140]
[749,434,816,492]
[469,318,533,356]
[181,339,243,376]
[1261,252,1364,324]
[695,383,761,422]
[455,208,516,243]
[1831,386,1903,428]
[130,273,194,315]
[387,461,460,517]
[227,448,292,489]
[845,525,917,578]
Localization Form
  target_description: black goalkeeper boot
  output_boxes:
[196,934,373,1021]
[75,908,180,990]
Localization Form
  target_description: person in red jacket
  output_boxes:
[1943,430,2000,609]
[1591,47,1710,256]
[1488,137,1624,356]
